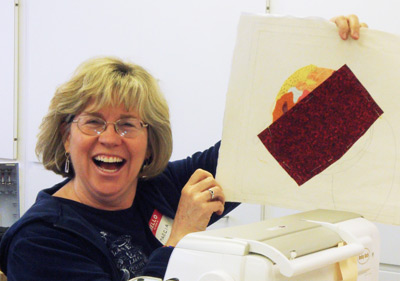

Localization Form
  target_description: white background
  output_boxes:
[0,0,17,160]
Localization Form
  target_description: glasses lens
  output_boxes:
[78,116,105,136]
[116,118,143,138]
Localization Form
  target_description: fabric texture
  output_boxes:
[258,65,383,185]
[216,13,400,224]
[0,142,238,281]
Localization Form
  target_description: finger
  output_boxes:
[331,16,350,40]
[360,22,368,28]
[203,187,225,205]
[189,171,220,194]
[191,177,218,196]
[347,14,361,40]
[183,169,215,194]
[208,200,225,216]
[187,169,213,186]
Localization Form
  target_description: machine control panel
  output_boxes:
[0,163,19,226]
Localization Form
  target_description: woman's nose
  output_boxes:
[98,123,122,146]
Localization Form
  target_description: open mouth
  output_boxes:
[93,155,126,172]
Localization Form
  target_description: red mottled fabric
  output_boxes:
[258,65,383,186]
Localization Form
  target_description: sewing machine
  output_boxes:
[162,209,379,281]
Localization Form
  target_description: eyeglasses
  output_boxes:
[72,115,148,138]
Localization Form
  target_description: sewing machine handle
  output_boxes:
[253,241,364,277]
[246,219,366,277]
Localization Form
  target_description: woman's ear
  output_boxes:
[145,144,152,163]
[61,122,71,152]
[145,149,152,162]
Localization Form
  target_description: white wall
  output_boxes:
[269,0,400,34]
[17,0,266,212]
[0,0,17,160]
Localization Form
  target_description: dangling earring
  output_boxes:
[140,158,150,178]
[64,152,70,174]
[141,158,150,171]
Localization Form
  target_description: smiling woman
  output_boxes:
[32,57,175,211]
[59,101,150,210]
[0,15,366,280]
[0,56,235,281]
[36,57,172,180]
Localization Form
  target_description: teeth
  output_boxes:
[98,166,118,173]
[94,155,124,163]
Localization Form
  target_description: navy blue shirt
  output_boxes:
[54,197,151,279]
[0,142,239,280]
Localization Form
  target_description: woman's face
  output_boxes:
[64,101,149,209]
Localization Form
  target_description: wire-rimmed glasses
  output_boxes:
[72,115,148,138]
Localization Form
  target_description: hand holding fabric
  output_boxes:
[331,14,368,40]
[165,169,225,247]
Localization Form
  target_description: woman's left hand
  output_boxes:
[330,15,368,40]
[165,169,225,247]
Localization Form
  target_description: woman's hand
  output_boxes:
[166,169,225,247]
[330,15,368,40]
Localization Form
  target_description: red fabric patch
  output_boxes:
[258,65,383,186]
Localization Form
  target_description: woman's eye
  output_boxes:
[119,119,139,129]
[120,122,135,128]
[85,118,103,125]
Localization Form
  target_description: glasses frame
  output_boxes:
[72,115,149,138]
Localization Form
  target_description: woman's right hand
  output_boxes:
[330,14,368,40]
[165,169,225,247]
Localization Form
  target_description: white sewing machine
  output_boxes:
[162,209,379,281]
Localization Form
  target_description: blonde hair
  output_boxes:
[35,56,172,179]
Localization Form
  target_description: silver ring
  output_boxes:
[208,188,215,200]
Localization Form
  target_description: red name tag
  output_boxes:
[149,209,162,236]
[149,209,173,244]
